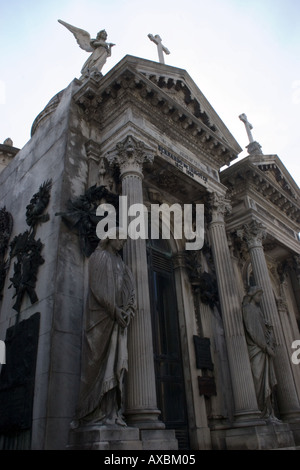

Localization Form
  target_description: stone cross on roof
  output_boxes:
[239,113,254,144]
[239,113,263,155]
[148,34,170,64]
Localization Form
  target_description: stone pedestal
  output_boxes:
[68,426,178,450]
[211,422,296,450]
[68,425,142,450]
[141,430,178,450]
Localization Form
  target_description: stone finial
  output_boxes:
[3,138,13,147]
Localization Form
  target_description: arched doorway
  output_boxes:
[147,237,190,449]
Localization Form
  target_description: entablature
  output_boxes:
[72,64,240,170]
[222,161,300,225]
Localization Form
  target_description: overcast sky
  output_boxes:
[1,0,299,185]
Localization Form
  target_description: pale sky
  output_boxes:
[1,0,299,185]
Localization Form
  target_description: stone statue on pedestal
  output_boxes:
[58,20,115,77]
[72,229,136,428]
[242,285,279,423]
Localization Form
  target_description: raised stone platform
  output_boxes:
[67,425,178,450]
[211,422,295,450]
[141,430,178,450]
[68,425,143,450]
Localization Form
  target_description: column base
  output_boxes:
[211,422,296,450]
[280,409,300,423]
[125,409,166,430]
[233,409,266,426]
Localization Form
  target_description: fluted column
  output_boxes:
[240,219,300,420]
[208,193,261,422]
[107,135,163,429]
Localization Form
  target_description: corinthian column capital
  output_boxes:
[106,135,155,179]
[209,192,232,223]
[237,219,266,249]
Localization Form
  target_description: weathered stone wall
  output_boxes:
[0,78,90,449]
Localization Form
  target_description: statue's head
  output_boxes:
[97,30,107,40]
[247,285,263,304]
[99,227,127,252]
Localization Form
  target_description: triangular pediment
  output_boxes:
[248,154,299,201]
[133,56,241,153]
[73,55,242,169]
[221,154,300,225]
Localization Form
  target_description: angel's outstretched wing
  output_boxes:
[58,19,94,53]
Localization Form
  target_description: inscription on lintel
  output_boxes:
[158,145,208,184]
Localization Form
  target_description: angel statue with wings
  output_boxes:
[58,20,115,77]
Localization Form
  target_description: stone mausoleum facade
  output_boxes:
[0,53,300,450]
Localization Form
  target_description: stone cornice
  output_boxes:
[221,160,300,224]
[96,120,228,197]
[72,64,240,169]
[248,153,299,197]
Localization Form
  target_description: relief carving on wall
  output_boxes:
[7,180,52,314]
[56,184,119,257]
[185,240,220,311]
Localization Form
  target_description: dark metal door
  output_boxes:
[147,245,190,449]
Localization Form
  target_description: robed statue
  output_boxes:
[242,285,279,422]
[58,19,115,77]
[72,229,136,428]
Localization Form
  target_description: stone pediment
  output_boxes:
[73,55,242,168]
[141,72,219,135]
[221,155,300,225]
[133,56,241,152]
[249,154,299,201]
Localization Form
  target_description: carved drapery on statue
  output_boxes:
[72,232,136,427]
[7,180,52,315]
[56,184,119,257]
[58,20,115,78]
[242,285,278,421]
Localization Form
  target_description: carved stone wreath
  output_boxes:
[25,179,52,230]
[56,184,119,257]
